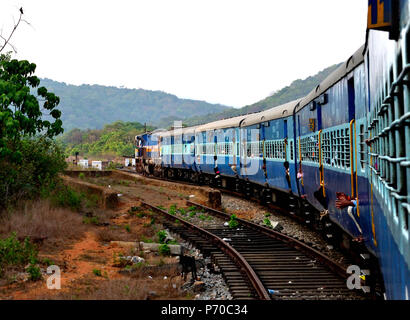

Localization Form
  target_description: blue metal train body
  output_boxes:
[135,1,409,300]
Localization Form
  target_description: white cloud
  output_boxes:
[0,0,368,107]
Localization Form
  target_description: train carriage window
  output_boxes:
[300,134,319,163]
[263,140,287,160]
[323,127,351,170]
[216,142,233,155]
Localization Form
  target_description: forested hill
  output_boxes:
[175,63,342,128]
[39,78,232,131]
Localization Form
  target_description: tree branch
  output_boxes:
[0,9,23,53]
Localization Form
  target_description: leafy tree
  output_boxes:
[0,54,63,161]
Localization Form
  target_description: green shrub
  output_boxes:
[228,215,239,229]
[27,262,42,281]
[93,269,102,277]
[0,138,67,209]
[168,204,177,215]
[51,185,83,211]
[124,224,131,233]
[0,233,38,276]
[78,173,85,180]
[263,218,272,227]
[158,244,171,256]
[157,230,167,244]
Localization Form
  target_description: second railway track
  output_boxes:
[141,199,363,300]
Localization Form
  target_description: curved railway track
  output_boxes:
[140,198,362,300]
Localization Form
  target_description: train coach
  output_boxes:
[134,0,410,300]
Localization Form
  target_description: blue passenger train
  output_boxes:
[135,0,409,300]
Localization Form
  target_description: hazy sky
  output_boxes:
[0,0,368,108]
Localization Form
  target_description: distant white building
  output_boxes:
[78,159,89,168]
[125,158,130,167]
[92,161,103,170]
[132,158,136,166]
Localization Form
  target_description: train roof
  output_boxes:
[240,99,302,127]
[296,44,365,113]
[151,126,199,138]
[195,115,247,132]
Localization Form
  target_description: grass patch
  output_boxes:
[27,263,42,281]
[168,204,177,216]
[0,200,86,250]
[228,214,239,229]
[158,244,170,256]
[92,269,102,277]
[83,216,100,225]
[263,218,272,227]
[157,230,167,244]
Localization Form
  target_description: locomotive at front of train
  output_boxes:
[195,116,246,187]
[239,100,300,203]
[135,131,161,176]
[364,0,410,300]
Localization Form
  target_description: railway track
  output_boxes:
[140,200,269,300]
[140,199,361,300]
